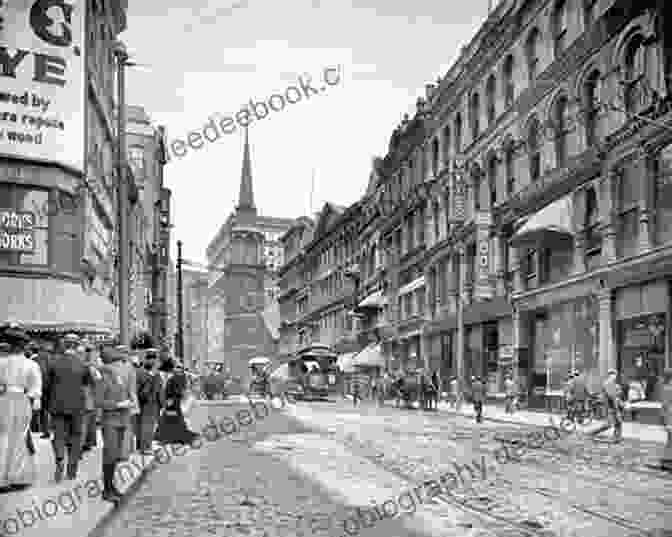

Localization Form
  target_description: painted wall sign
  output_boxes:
[475,211,493,300]
[0,0,87,172]
[0,209,35,252]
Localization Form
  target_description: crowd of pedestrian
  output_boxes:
[0,323,201,505]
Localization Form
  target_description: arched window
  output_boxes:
[527,117,541,181]
[584,70,601,146]
[442,125,451,165]
[454,114,463,153]
[470,92,480,139]
[552,0,568,57]
[486,75,496,125]
[554,95,569,168]
[503,55,515,107]
[624,34,646,113]
[487,155,498,208]
[431,138,440,177]
[526,28,541,84]
[505,145,515,197]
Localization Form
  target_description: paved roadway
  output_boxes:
[91,398,671,537]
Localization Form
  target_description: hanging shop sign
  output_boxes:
[0,0,87,172]
[0,209,35,252]
[474,211,493,300]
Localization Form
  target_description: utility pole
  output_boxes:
[115,42,130,346]
[177,240,184,360]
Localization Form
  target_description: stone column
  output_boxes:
[639,150,654,252]
[598,288,616,380]
[600,168,619,264]
[456,245,466,396]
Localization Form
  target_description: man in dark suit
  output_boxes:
[46,334,94,482]
[471,376,485,423]
[135,349,164,454]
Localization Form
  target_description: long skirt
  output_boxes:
[0,392,37,488]
[155,407,198,445]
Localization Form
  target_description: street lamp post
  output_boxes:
[114,41,130,346]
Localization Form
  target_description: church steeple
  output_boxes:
[237,126,256,213]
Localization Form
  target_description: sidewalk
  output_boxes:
[435,400,667,444]
[2,430,158,537]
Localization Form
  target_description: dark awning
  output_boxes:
[510,195,573,247]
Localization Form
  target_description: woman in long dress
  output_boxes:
[155,361,199,445]
[0,325,42,490]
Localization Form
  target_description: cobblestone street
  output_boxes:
[91,400,671,537]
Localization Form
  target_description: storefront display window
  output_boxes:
[0,184,49,266]
[618,314,666,402]
[532,296,599,392]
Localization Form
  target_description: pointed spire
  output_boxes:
[237,126,255,212]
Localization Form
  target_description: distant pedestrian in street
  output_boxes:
[98,346,133,504]
[448,376,458,409]
[572,369,589,418]
[659,368,672,471]
[590,369,624,443]
[471,376,485,423]
[351,374,361,407]
[504,373,517,414]
[155,361,199,445]
[46,334,94,482]
[0,324,42,491]
[564,373,576,421]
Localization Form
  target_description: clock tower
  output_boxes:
[219,127,275,377]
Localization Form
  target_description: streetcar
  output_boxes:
[285,343,339,401]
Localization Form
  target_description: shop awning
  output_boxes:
[510,195,574,247]
[398,276,425,296]
[357,290,388,309]
[352,344,385,368]
[337,352,357,373]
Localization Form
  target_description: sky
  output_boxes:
[121,0,493,264]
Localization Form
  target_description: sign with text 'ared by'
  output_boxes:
[0,210,35,252]
[0,0,86,172]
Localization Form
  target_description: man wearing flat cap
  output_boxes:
[0,324,42,489]
[97,346,133,503]
[590,369,623,443]
[46,333,94,482]
[107,344,138,460]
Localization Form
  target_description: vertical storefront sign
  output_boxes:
[0,209,35,252]
[475,211,493,299]
[0,0,86,172]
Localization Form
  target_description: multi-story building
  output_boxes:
[181,264,209,372]
[126,106,170,342]
[277,0,672,418]
[1,1,128,340]
[204,129,292,377]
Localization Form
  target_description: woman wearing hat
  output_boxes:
[155,361,199,445]
[0,324,43,490]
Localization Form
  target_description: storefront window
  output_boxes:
[532,296,599,393]
[0,184,49,267]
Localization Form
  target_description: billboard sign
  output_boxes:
[0,209,35,252]
[0,0,87,172]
